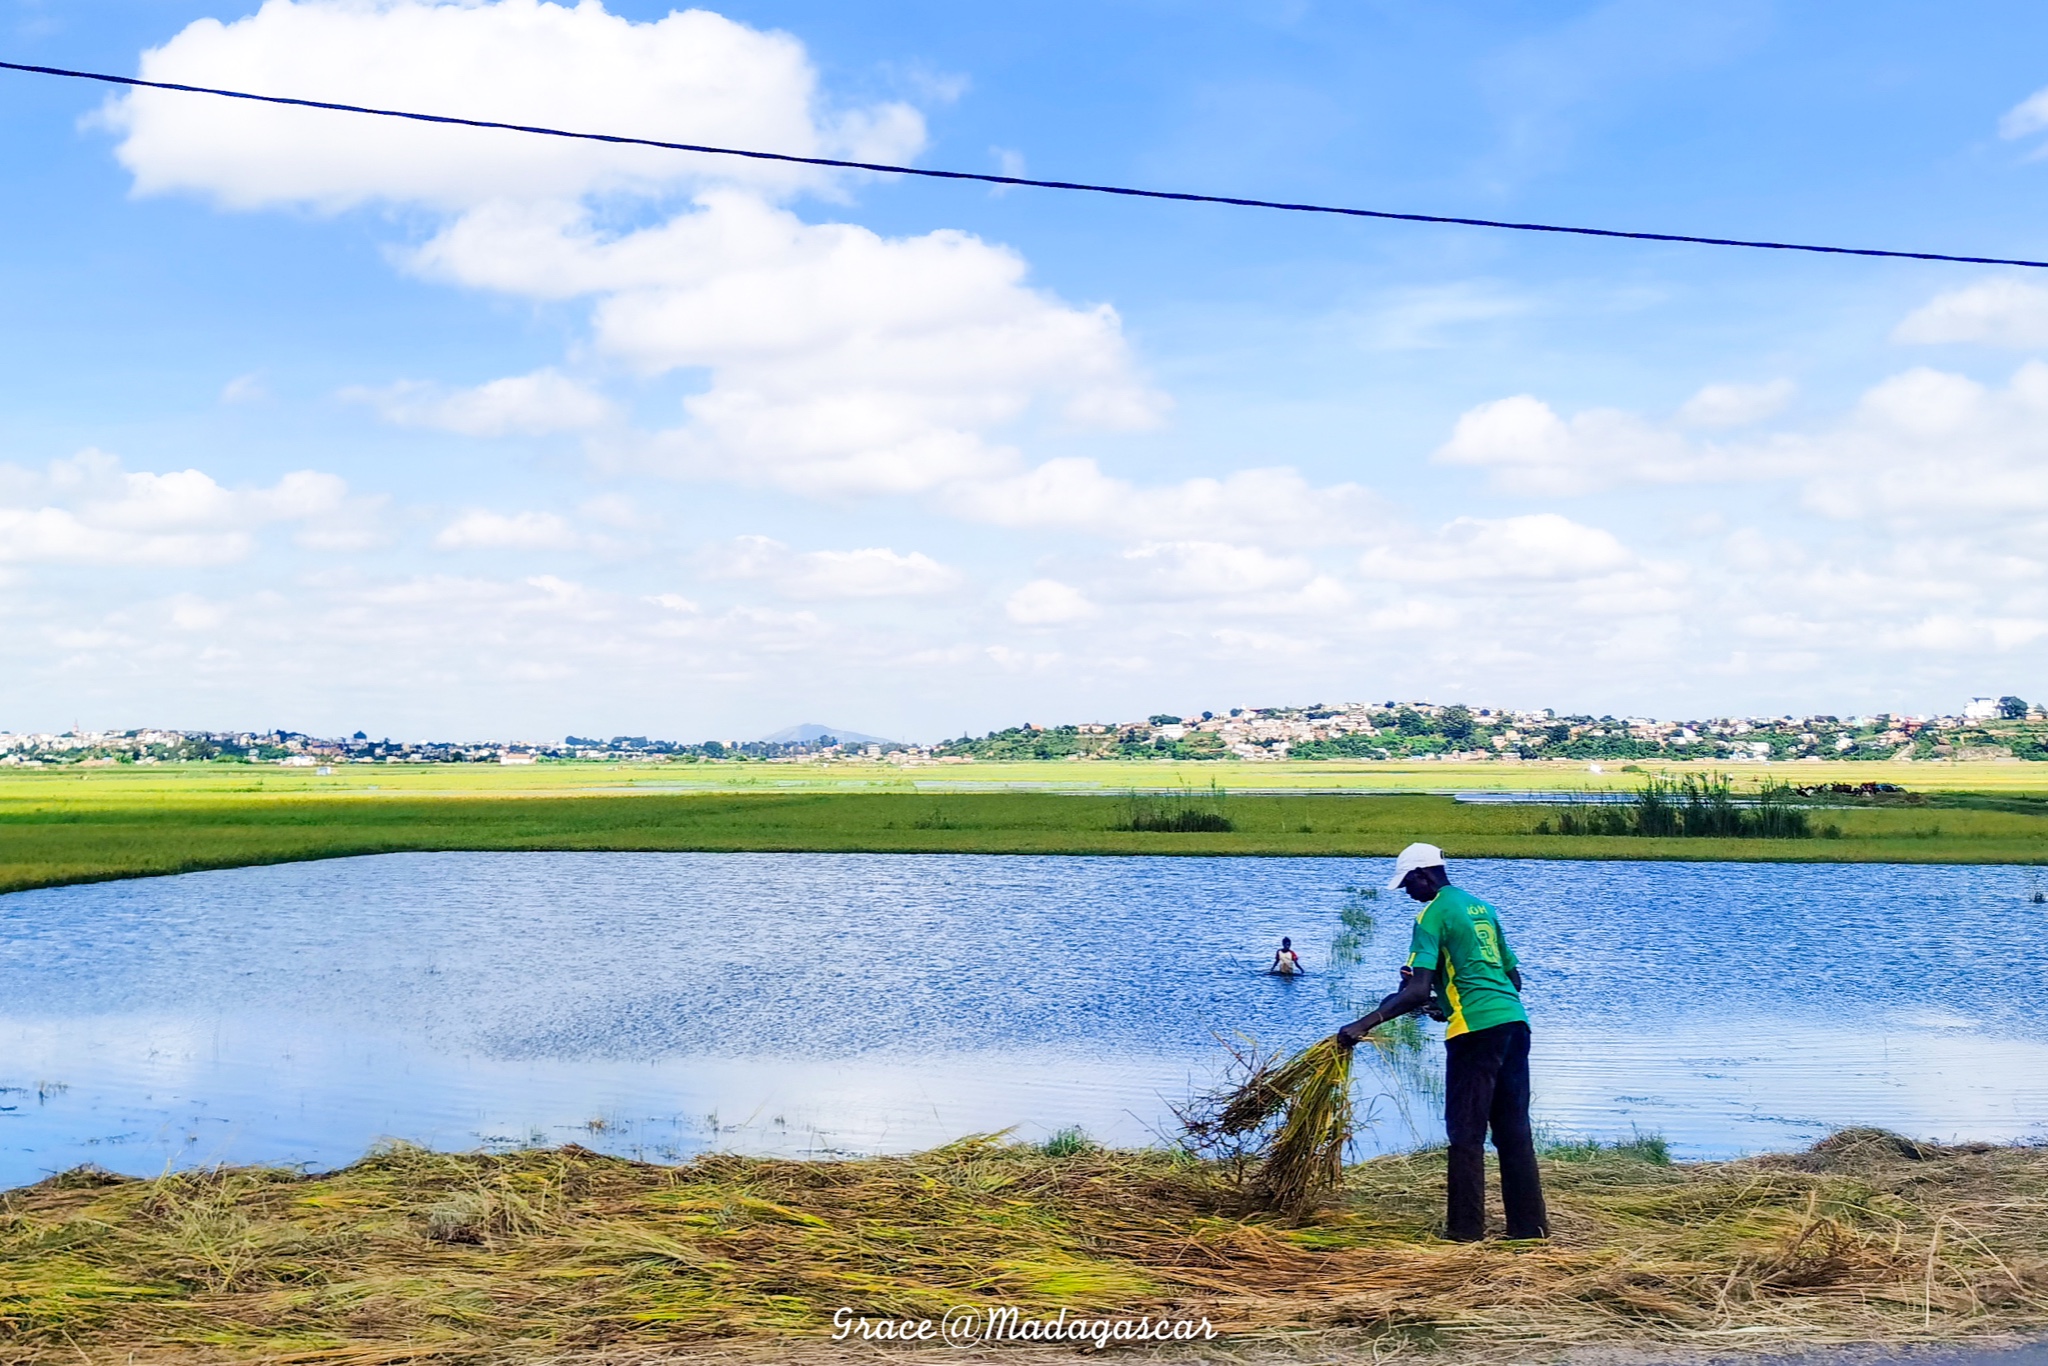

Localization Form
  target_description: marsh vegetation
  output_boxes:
[2,783,2044,896]
[1539,775,1825,839]
[1116,782,1234,832]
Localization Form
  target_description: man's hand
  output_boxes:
[1335,1016,1378,1050]
[1338,965,1438,1049]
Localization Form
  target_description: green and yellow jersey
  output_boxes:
[1405,884,1526,1040]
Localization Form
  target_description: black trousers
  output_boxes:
[1443,1020,1548,1240]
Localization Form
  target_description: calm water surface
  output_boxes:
[1,852,2043,1187]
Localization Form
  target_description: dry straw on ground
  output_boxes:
[3,1129,2046,1364]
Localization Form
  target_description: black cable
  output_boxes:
[6,56,2045,269]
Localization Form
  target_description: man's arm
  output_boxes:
[1508,967,1523,992]
[1336,966,1434,1047]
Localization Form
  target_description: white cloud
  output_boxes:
[1885,614,2048,652]
[105,0,923,211]
[700,535,961,598]
[1005,579,1097,625]
[432,194,1164,495]
[970,540,1353,623]
[1354,280,1531,350]
[253,469,356,520]
[1790,363,2048,522]
[1893,278,2048,348]
[106,4,1154,499]
[1433,393,1706,495]
[579,494,658,531]
[1305,514,1691,660]
[1361,513,1641,585]
[983,644,1065,672]
[220,373,266,404]
[167,594,230,631]
[1676,378,1794,428]
[0,450,354,566]
[1391,359,2048,682]
[434,510,580,551]
[942,458,1380,547]
[350,369,617,437]
[1693,528,2048,672]
[59,2,2048,721]
[1119,541,1316,597]
[1999,86,2048,141]
[293,492,392,552]
[0,506,255,568]
[1433,362,2048,528]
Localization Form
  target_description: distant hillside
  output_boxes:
[931,701,2048,764]
[760,723,900,747]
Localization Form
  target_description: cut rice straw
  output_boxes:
[1181,1034,1357,1215]
[3,1129,2048,1363]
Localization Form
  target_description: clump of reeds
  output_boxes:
[1182,1035,1355,1214]
[1118,780,1233,832]
[1541,773,1814,839]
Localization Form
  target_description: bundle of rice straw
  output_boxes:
[1181,1035,1354,1215]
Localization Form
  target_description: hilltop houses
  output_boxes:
[2,694,2041,767]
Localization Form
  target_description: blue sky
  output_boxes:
[4,0,2048,742]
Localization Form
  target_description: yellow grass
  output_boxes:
[1184,1037,1357,1216]
[2,756,2043,802]
[3,1132,2046,1363]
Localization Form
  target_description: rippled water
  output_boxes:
[1,852,2043,1187]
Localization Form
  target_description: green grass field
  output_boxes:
[1,760,2044,894]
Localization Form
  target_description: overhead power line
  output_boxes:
[5,56,2045,270]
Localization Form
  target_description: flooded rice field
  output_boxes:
[2,852,2043,1186]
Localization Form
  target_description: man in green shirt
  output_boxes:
[1337,842,1548,1241]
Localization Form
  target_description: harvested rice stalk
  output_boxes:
[6,1133,2048,1360]
[1251,1038,1354,1214]
[1183,1035,1355,1214]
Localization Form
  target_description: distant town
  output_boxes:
[3,695,2044,768]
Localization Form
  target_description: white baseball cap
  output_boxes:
[1386,842,1446,889]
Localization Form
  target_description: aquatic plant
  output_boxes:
[1339,885,1380,925]
[1614,1130,1671,1164]
[1037,1126,1096,1157]
[1541,774,1815,840]
[1327,926,1368,974]
[1541,1129,1672,1165]
[1317,882,1447,1132]
[1325,887,1379,993]
[909,803,959,829]
[1362,1011,1446,1117]
[1116,781,1233,832]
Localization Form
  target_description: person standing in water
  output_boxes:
[1336,842,1548,1241]
[1270,937,1302,975]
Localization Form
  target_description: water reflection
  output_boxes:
[1,852,2043,1186]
